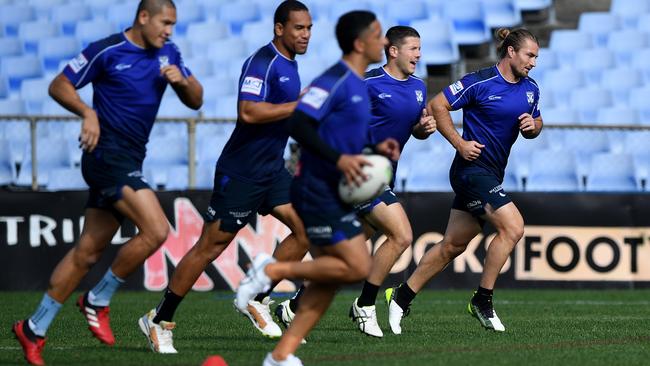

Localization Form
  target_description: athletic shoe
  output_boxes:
[348,298,383,338]
[12,320,46,366]
[263,353,303,366]
[138,309,178,354]
[467,293,505,332]
[235,297,282,338]
[274,299,295,329]
[235,254,275,312]
[77,293,115,345]
[384,287,409,335]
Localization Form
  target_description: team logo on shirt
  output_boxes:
[449,81,464,95]
[279,76,290,83]
[415,90,423,103]
[378,93,392,99]
[68,53,88,74]
[241,76,264,96]
[158,56,170,69]
[302,86,329,109]
[526,91,535,106]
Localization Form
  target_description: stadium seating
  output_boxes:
[578,12,621,47]
[549,30,593,65]
[51,3,92,36]
[586,152,638,191]
[75,19,115,48]
[0,37,23,58]
[0,139,16,185]
[0,4,35,36]
[15,137,72,187]
[443,1,491,46]
[482,0,522,29]
[526,149,580,191]
[1,55,43,92]
[569,88,612,124]
[411,19,460,66]
[610,0,650,28]
[46,166,86,190]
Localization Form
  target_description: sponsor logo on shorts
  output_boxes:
[68,53,88,73]
[466,200,482,209]
[488,184,504,194]
[449,80,464,95]
[241,76,264,95]
[340,212,357,223]
[229,210,252,219]
[127,170,143,178]
[307,225,332,238]
[207,206,216,218]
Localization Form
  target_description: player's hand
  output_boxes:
[337,154,370,187]
[161,65,188,87]
[519,113,539,136]
[376,138,400,161]
[414,108,437,136]
[80,108,100,152]
[457,139,484,161]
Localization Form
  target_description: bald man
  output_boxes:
[12,1,203,364]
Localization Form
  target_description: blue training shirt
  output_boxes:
[63,31,191,162]
[365,67,426,186]
[215,42,301,183]
[293,61,371,212]
[443,65,541,180]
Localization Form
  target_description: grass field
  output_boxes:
[2,289,650,366]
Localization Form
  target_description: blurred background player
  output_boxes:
[12,0,203,365]
[138,0,312,353]
[274,25,437,338]
[236,11,400,366]
[386,27,543,334]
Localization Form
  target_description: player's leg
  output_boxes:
[13,208,120,365]
[386,208,481,334]
[467,201,523,332]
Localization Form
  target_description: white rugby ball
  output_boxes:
[338,154,393,204]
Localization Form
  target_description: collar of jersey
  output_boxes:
[381,66,409,82]
[268,42,296,63]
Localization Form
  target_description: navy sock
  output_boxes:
[288,285,305,313]
[153,288,184,323]
[357,281,380,307]
[394,283,416,311]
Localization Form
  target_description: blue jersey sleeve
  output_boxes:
[443,73,479,111]
[295,82,341,122]
[530,79,541,119]
[169,42,192,78]
[62,40,110,89]
[238,51,276,103]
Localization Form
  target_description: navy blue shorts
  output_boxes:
[450,171,511,217]
[298,205,363,246]
[354,185,399,216]
[204,169,291,233]
[81,150,151,218]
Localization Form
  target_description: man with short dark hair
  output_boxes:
[12,1,202,364]
[236,11,399,366]
[137,0,313,354]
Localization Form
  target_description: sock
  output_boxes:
[28,293,62,337]
[253,281,278,302]
[153,288,184,323]
[394,283,416,311]
[288,285,305,313]
[357,281,380,307]
[472,286,494,308]
[88,269,125,307]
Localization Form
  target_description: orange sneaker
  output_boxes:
[77,293,115,345]
[12,320,46,366]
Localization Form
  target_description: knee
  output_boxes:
[349,256,371,282]
[141,223,169,249]
[390,230,413,252]
[441,241,466,260]
[501,222,524,244]
[73,246,102,268]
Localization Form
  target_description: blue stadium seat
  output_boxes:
[623,131,650,156]
[241,20,274,55]
[328,1,372,21]
[16,137,72,187]
[41,98,74,116]
[296,54,327,86]
[628,87,650,125]
[537,87,553,109]
[157,97,200,118]
[186,21,230,46]
[443,1,491,46]
[0,139,16,186]
[20,77,51,115]
[561,130,611,175]
[195,161,216,189]
[75,20,116,48]
[252,0,286,21]
[541,107,577,125]
[0,5,35,36]
[107,2,138,32]
[38,37,79,72]
[595,107,639,126]
[578,12,621,47]
[631,48,650,85]
[18,21,59,54]
[514,0,552,11]
[219,2,261,35]
[526,149,580,192]
[482,0,522,29]
[600,68,643,106]
[586,152,638,191]
[146,136,188,166]
[402,150,455,192]
[527,47,556,81]
[212,94,238,120]
[607,30,647,66]
[163,164,190,190]
[383,0,428,25]
[0,37,23,58]
[171,37,192,59]
[0,76,8,99]
[46,167,86,191]
[411,19,460,66]
[549,30,593,65]
[174,2,205,36]
[51,3,91,36]
[569,88,612,124]
[611,0,650,28]
[29,0,66,19]
[1,56,43,92]
[573,48,614,86]
[197,134,229,165]
[316,41,343,66]
[205,38,248,65]
[183,57,213,78]
[202,75,238,101]
[0,99,27,116]
[542,69,584,107]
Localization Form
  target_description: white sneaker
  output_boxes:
[348,298,383,338]
[385,287,409,335]
[467,296,506,332]
[274,299,295,329]
[234,297,282,338]
[138,309,178,354]
[263,353,303,366]
[236,254,275,312]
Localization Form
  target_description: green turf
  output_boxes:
[2,290,650,366]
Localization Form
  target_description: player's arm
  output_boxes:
[239,100,297,124]
[49,73,99,152]
[429,92,484,161]
[287,109,369,185]
[162,66,203,110]
[411,108,436,140]
[519,114,543,139]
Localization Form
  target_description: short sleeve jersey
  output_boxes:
[215,42,301,183]
[293,61,371,212]
[443,65,541,180]
[63,31,191,162]
[365,67,427,186]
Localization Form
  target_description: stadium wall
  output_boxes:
[1,191,649,291]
